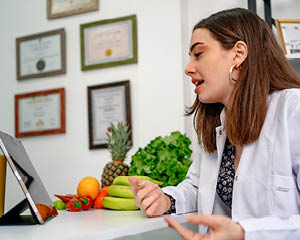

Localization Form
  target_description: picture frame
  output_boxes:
[80,15,138,71]
[275,19,300,57]
[15,88,66,138]
[47,0,99,19]
[87,80,132,149]
[16,28,66,80]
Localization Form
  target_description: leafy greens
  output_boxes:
[128,131,192,187]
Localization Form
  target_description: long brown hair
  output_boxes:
[186,8,300,153]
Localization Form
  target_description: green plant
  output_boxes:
[128,131,192,187]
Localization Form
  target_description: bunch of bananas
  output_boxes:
[102,176,162,210]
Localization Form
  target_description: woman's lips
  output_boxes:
[194,80,204,94]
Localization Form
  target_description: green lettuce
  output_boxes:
[128,131,192,187]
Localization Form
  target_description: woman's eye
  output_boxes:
[194,52,202,58]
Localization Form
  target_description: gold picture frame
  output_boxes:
[275,19,300,56]
[47,0,99,19]
[80,15,138,71]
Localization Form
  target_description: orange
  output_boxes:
[77,176,100,200]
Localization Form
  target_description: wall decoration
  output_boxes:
[80,15,137,71]
[15,88,66,138]
[47,0,99,19]
[275,19,300,58]
[16,28,66,80]
[87,80,132,149]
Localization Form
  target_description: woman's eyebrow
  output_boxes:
[189,42,204,55]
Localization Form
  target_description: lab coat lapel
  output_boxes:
[198,110,226,233]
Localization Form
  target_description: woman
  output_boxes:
[129,8,300,239]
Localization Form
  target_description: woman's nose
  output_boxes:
[185,61,196,77]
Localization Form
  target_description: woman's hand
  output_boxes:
[128,177,171,217]
[165,214,245,240]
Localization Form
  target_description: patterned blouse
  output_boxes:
[216,138,235,209]
[165,138,235,213]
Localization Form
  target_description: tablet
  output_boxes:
[0,131,57,225]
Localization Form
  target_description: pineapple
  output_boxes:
[101,122,132,188]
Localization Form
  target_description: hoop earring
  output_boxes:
[229,65,237,82]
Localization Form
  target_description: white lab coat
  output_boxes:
[163,89,300,239]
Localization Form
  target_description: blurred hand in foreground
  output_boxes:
[164,214,245,240]
[128,177,171,217]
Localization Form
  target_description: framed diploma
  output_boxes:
[15,88,66,138]
[47,0,99,19]
[275,19,300,58]
[80,15,138,71]
[87,80,132,149]
[16,28,66,80]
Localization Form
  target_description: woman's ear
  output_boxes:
[233,40,248,67]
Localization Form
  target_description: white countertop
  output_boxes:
[0,209,190,240]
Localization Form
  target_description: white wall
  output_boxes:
[0,0,185,204]
[1,0,299,207]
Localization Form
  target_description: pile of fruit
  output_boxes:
[102,176,138,210]
[54,175,162,212]
[54,176,108,211]
[102,175,162,210]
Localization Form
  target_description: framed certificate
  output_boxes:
[275,19,300,58]
[87,80,132,149]
[80,15,138,71]
[16,29,66,80]
[47,0,99,19]
[15,88,66,138]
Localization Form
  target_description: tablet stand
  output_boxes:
[0,156,38,225]
[0,198,38,225]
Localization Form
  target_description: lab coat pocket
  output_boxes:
[271,175,299,217]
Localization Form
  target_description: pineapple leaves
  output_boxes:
[106,122,132,161]
[128,131,192,187]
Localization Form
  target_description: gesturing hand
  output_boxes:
[128,177,171,217]
[165,214,245,240]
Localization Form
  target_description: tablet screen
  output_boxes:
[0,131,57,224]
